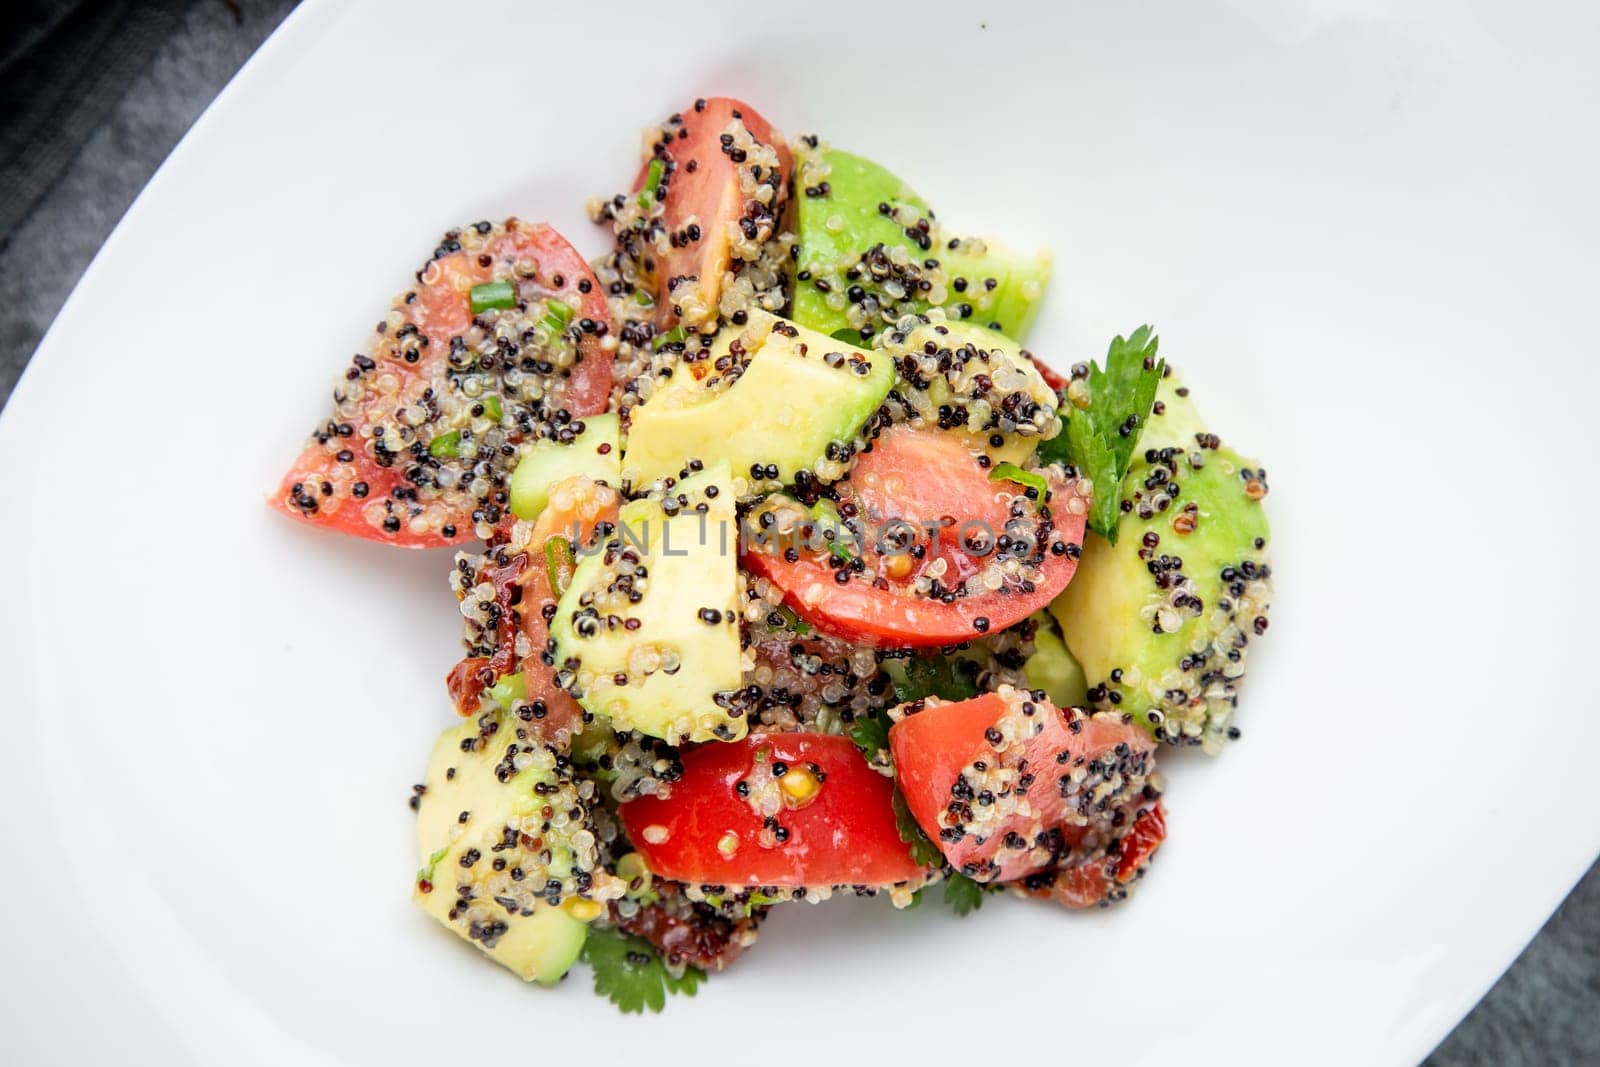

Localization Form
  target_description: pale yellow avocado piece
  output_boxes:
[623,311,894,490]
[413,714,593,985]
[549,462,744,744]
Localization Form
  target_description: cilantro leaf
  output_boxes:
[892,788,946,868]
[1063,326,1165,544]
[891,654,980,704]
[848,711,891,762]
[664,965,704,997]
[582,928,705,1014]
[942,873,987,916]
[1035,426,1073,468]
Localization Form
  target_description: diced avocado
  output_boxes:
[1049,371,1272,753]
[791,148,1051,341]
[413,706,618,984]
[550,463,745,744]
[880,315,1061,465]
[1024,613,1088,707]
[623,312,893,492]
[509,413,622,520]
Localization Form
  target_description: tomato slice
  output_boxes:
[889,688,1162,893]
[273,220,612,548]
[446,476,620,745]
[620,734,925,888]
[634,97,791,329]
[742,425,1089,647]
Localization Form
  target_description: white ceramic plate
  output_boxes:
[2,1,1596,1062]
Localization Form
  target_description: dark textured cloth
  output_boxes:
[0,3,1593,1062]
[0,0,190,238]
[0,0,294,404]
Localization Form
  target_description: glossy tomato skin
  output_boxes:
[889,688,1161,892]
[620,733,925,888]
[742,426,1089,647]
[635,97,792,329]
[274,221,612,548]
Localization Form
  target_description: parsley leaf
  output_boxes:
[1063,326,1165,544]
[942,873,987,916]
[582,927,705,1014]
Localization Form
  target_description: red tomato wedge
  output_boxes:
[889,688,1161,891]
[447,476,620,746]
[742,425,1089,647]
[273,220,612,548]
[633,97,791,329]
[620,734,925,888]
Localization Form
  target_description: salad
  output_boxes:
[274,96,1273,1011]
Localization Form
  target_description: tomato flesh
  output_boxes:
[635,97,791,329]
[889,689,1162,894]
[274,221,612,548]
[742,425,1088,647]
[620,734,925,887]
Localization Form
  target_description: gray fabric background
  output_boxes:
[0,2,1593,1061]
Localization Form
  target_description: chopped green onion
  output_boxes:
[990,461,1050,503]
[536,297,574,338]
[777,605,813,636]
[634,289,655,307]
[653,325,687,350]
[469,280,516,314]
[481,395,503,421]
[428,430,461,459]
[637,158,666,208]
[546,537,576,596]
[418,843,450,883]
[809,499,855,562]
